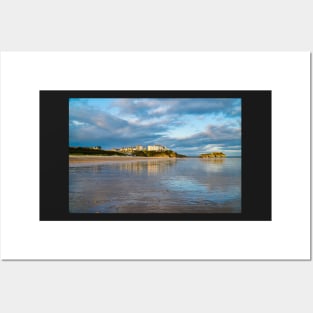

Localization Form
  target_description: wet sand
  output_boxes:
[69,155,175,164]
[69,157,241,213]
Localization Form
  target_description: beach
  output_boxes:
[69,155,177,164]
[69,157,241,213]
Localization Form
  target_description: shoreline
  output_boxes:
[69,155,184,164]
[69,155,241,165]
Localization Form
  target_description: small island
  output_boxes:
[200,152,226,158]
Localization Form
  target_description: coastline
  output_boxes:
[69,155,182,164]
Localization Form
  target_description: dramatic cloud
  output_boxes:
[69,98,241,156]
[110,98,241,118]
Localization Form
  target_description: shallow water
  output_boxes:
[69,158,241,213]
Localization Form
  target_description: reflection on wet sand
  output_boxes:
[116,159,177,176]
[69,158,241,214]
[200,158,225,164]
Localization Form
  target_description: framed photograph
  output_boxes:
[40,90,271,221]
[1,52,310,260]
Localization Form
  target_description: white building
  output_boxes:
[147,144,168,152]
[116,144,169,153]
[136,145,144,151]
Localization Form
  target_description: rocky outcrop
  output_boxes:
[200,152,226,158]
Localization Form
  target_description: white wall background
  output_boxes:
[0,1,312,313]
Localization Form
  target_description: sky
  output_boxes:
[69,98,241,156]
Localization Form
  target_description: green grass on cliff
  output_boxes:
[69,147,126,156]
[69,147,186,158]
[131,150,186,158]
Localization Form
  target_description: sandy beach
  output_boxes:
[69,157,241,213]
[69,155,175,164]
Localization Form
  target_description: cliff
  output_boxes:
[132,150,186,158]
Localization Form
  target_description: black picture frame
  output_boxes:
[40,90,271,221]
